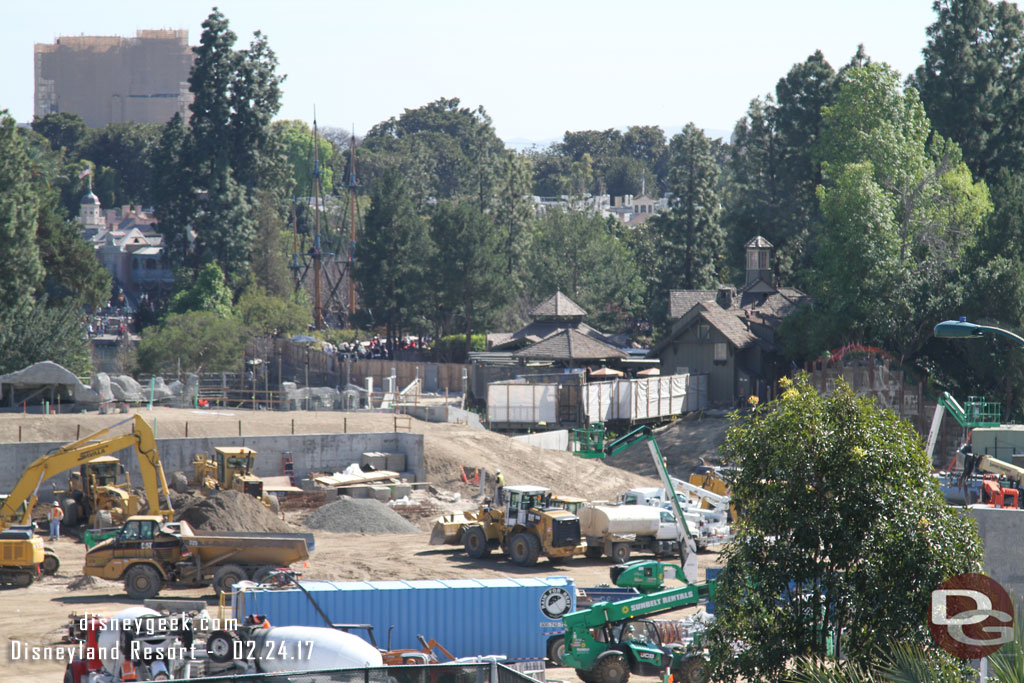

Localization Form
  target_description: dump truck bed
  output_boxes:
[178,523,313,565]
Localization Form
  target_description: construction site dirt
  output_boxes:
[0,407,729,683]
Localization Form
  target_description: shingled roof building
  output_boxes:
[487,291,625,361]
[650,237,810,407]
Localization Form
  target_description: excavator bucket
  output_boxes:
[429,513,471,546]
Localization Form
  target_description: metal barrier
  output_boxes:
[163,660,542,683]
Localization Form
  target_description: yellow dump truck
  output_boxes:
[83,516,314,599]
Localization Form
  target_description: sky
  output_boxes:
[3,1,945,147]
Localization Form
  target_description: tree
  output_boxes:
[792,63,990,361]
[274,120,334,198]
[0,112,44,312]
[430,200,507,354]
[0,298,91,376]
[647,123,725,326]
[236,285,309,336]
[31,112,91,158]
[493,151,536,288]
[913,0,1024,182]
[167,262,234,316]
[35,199,111,308]
[84,122,161,207]
[136,310,249,374]
[354,169,433,343]
[703,375,982,682]
[527,209,643,333]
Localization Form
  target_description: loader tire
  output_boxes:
[171,472,190,494]
[213,563,247,595]
[673,656,707,683]
[62,498,80,527]
[463,526,491,558]
[42,549,60,576]
[611,542,631,564]
[124,564,162,600]
[592,653,630,683]
[509,532,541,566]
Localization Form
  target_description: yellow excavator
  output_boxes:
[0,414,174,587]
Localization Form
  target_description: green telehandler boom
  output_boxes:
[561,559,715,683]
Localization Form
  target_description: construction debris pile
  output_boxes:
[304,498,421,534]
[171,490,294,534]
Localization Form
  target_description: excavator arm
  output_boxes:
[0,415,173,528]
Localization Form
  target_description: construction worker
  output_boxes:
[495,469,505,506]
[48,502,64,541]
[957,431,977,506]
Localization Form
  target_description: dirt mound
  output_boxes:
[172,490,294,533]
[67,575,119,591]
[599,413,731,479]
[304,498,421,534]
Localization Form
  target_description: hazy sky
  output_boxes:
[4,1,944,146]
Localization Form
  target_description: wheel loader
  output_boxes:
[430,484,584,566]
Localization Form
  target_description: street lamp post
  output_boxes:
[934,317,1024,347]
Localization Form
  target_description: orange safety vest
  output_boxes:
[49,507,64,521]
[120,660,138,681]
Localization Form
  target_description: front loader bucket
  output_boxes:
[430,513,469,546]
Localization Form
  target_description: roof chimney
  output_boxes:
[716,286,735,309]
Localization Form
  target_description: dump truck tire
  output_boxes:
[124,564,161,600]
[585,545,604,559]
[213,563,247,595]
[509,533,540,566]
[673,656,707,683]
[593,653,630,683]
[611,542,631,564]
[250,565,279,584]
[576,670,597,683]
[463,526,491,558]
[42,550,60,575]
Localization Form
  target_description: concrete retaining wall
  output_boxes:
[0,432,424,503]
[512,430,569,451]
[970,507,1024,600]
[402,405,484,430]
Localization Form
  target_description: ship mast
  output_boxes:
[312,114,323,330]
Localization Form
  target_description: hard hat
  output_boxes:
[53,502,61,507]
[496,469,501,474]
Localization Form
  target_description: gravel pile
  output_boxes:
[304,498,420,534]
[171,490,294,533]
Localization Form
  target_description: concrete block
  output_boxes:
[344,486,370,499]
[400,471,418,483]
[385,452,407,472]
[361,452,388,471]
[369,485,392,502]
[389,483,413,499]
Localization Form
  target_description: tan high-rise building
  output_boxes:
[34,30,194,128]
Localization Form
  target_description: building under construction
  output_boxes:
[34,30,194,128]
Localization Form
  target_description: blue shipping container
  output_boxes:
[231,576,576,663]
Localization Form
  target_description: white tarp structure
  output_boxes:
[487,381,558,424]
[583,374,698,422]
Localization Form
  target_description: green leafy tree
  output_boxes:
[0,298,91,375]
[913,0,1024,182]
[249,190,293,298]
[704,375,982,682]
[35,200,110,308]
[430,200,506,354]
[31,112,91,158]
[136,310,249,374]
[493,151,536,288]
[791,63,990,360]
[0,112,44,312]
[274,120,334,198]
[647,123,725,326]
[84,122,161,207]
[237,285,310,336]
[527,209,642,333]
[167,262,234,316]
[354,169,433,344]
